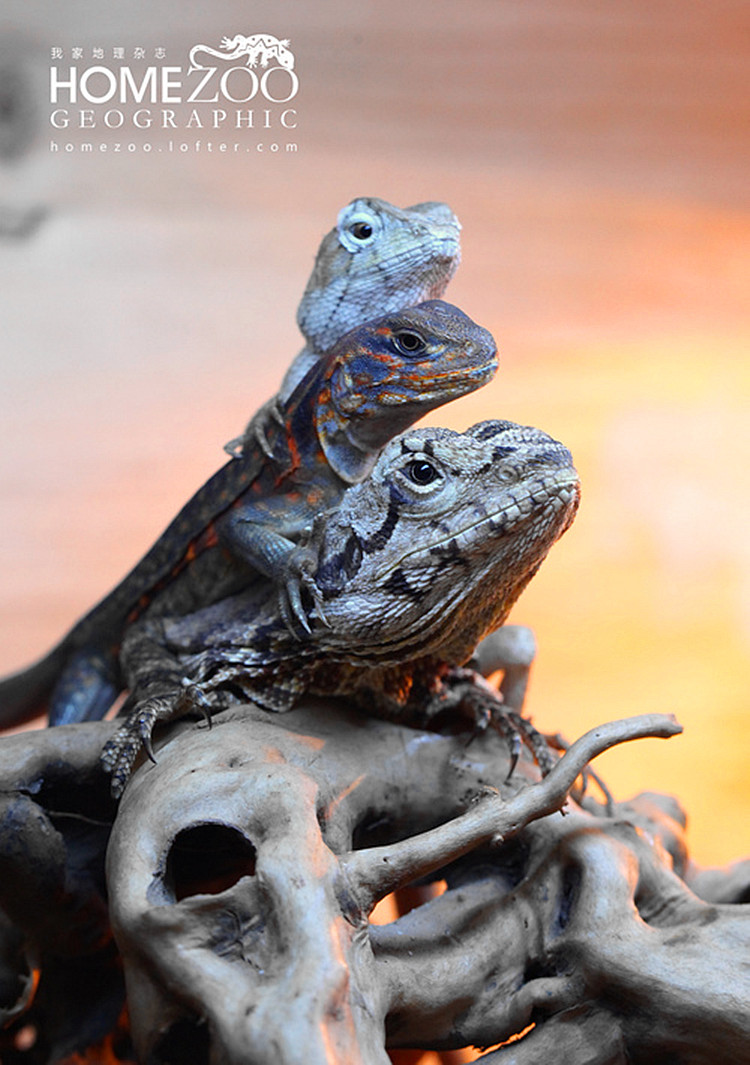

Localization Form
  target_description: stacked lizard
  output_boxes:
[0,195,572,804]
[0,297,495,728]
[227,196,462,456]
[0,198,467,729]
[102,419,580,796]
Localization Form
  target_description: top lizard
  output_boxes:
[0,300,497,729]
[225,196,461,456]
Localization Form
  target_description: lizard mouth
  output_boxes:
[375,359,499,407]
[375,472,581,580]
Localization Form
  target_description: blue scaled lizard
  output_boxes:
[225,196,461,457]
[0,300,496,728]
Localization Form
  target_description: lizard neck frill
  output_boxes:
[309,352,381,485]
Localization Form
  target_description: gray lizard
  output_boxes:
[233,195,535,710]
[102,418,580,795]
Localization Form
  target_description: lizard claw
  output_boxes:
[488,713,522,782]
[141,728,157,765]
[101,682,217,798]
[223,434,244,458]
[422,668,557,781]
[224,397,285,460]
[251,398,286,459]
[101,697,168,796]
[285,582,313,635]
[180,677,214,728]
[279,545,327,637]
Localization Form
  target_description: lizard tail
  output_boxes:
[0,643,121,730]
[46,647,120,726]
[0,646,66,729]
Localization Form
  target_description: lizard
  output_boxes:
[230,194,537,713]
[0,301,497,730]
[101,418,581,796]
[223,195,462,458]
[232,193,537,712]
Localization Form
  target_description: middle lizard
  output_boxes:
[0,300,497,729]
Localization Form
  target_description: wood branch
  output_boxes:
[340,713,681,911]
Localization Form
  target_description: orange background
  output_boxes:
[1,0,748,890]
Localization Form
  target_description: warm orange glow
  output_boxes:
[444,337,749,866]
[370,892,400,926]
[58,1006,134,1064]
[13,1025,37,1053]
[320,773,366,823]
[0,7,746,1062]
[390,1050,475,1065]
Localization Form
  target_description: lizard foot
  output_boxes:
[423,668,557,781]
[101,696,173,799]
[224,396,285,459]
[498,710,557,781]
[101,684,216,799]
[279,545,328,637]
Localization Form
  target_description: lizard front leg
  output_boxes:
[220,509,326,635]
[101,621,215,798]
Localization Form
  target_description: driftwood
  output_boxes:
[0,700,748,1064]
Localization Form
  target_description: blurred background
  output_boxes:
[0,0,747,894]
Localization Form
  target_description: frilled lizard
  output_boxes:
[0,301,496,729]
[102,419,580,795]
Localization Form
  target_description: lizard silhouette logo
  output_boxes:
[189,34,295,73]
[186,34,298,104]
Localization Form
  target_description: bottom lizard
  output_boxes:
[102,419,581,796]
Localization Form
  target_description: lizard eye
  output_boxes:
[349,221,373,240]
[406,459,439,486]
[392,330,427,357]
[337,203,383,252]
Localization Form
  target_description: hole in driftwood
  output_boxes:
[165,824,257,902]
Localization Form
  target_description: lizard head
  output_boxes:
[311,419,580,666]
[314,299,498,481]
[297,197,462,353]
